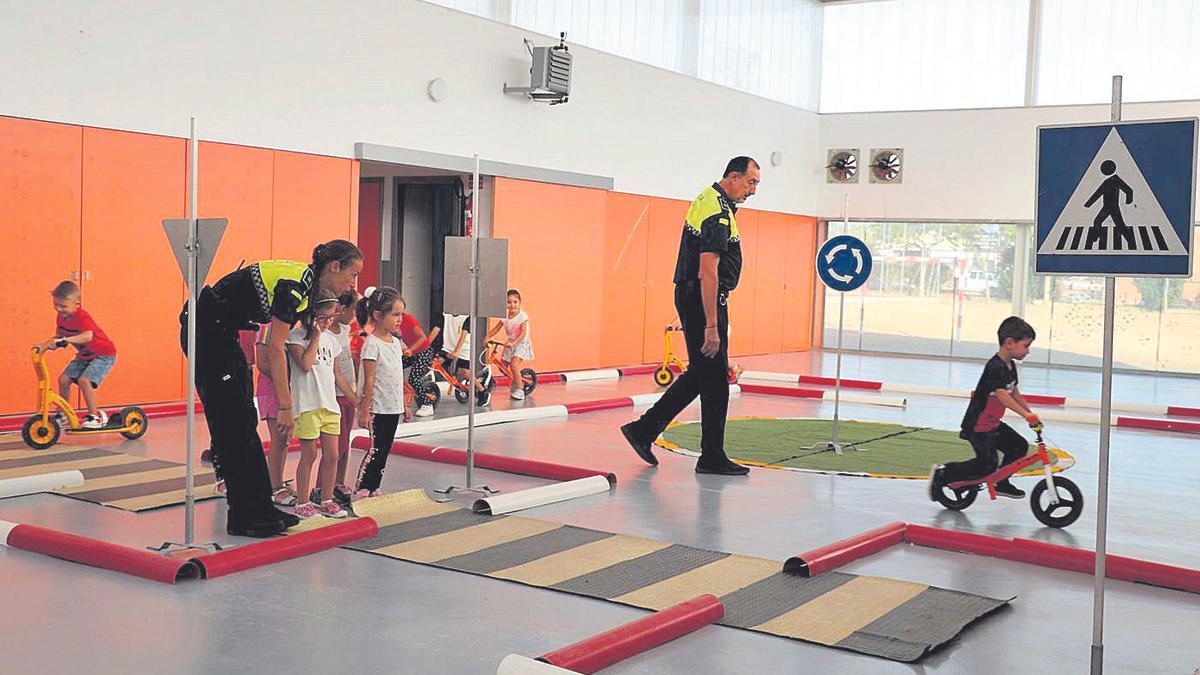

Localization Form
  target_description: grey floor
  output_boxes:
[1,351,1198,674]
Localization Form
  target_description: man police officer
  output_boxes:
[620,156,760,475]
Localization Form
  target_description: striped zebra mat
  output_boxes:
[309,490,1012,662]
[0,439,218,512]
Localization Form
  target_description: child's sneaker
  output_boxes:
[333,485,354,507]
[98,410,109,427]
[927,464,945,501]
[511,389,525,401]
[477,390,491,407]
[353,489,372,501]
[994,480,1026,500]
[415,404,435,417]
[81,414,105,430]
[318,500,348,518]
[293,502,319,519]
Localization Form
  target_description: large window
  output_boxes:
[824,222,1021,359]
[429,0,1200,113]
[827,222,1200,375]
[1037,0,1200,105]
[425,0,824,111]
[819,0,1029,113]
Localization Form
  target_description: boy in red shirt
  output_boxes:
[35,281,118,429]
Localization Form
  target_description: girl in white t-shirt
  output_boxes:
[285,291,353,519]
[354,286,407,498]
[487,288,535,400]
[322,291,359,504]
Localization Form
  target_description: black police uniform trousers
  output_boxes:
[630,282,731,465]
[942,422,1028,483]
[180,289,274,519]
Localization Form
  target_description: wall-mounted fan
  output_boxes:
[869,148,903,183]
[825,149,859,184]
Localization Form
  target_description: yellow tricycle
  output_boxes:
[21,347,148,449]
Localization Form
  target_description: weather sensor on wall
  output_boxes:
[825,149,859,184]
[503,33,571,105]
[869,148,903,183]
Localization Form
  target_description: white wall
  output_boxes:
[0,0,819,215]
[818,100,1200,221]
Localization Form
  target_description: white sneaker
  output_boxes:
[98,410,109,427]
[81,414,104,430]
[415,404,435,418]
[511,389,525,401]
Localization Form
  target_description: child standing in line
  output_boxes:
[286,291,352,519]
[488,289,534,400]
[258,324,296,506]
[35,281,118,429]
[355,286,407,498]
[397,303,441,418]
[320,290,359,506]
[929,316,1041,501]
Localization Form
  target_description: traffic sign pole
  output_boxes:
[1089,74,1122,675]
[831,196,849,450]
[812,223,871,456]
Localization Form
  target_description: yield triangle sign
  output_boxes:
[162,218,228,286]
[1038,127,1186,257]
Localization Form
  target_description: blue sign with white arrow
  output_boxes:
[817,235,872,292]
[1035,118,1197,276]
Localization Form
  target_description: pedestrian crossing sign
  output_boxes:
[1035,118,1197,277]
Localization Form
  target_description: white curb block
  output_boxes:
[0,470,85,499]
[497,654,578,674]
[473,475,612,515]
[562,369,622,382]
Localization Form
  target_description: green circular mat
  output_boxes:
[658,417,1074,478]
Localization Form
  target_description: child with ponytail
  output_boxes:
[354,286,406,498]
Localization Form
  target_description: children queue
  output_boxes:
[207,273,534,528]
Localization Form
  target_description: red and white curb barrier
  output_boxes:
[0,519,200,584]
[350,438,617,484]
[740,370,1200,433]
[536,595,724,674]
[785,522,1200,595]
[738,382,907,408]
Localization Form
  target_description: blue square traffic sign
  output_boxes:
[1035,118,1197,277]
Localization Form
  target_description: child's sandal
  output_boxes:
[272,486,297,507]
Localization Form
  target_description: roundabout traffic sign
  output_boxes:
[817,234,872,292]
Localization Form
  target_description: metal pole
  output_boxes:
[184,117,198,547]
[832,290,845,449]
[1090,73,1122,675]
[466,154,480,489]
[1155,279,1168,369]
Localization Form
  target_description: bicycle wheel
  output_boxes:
[1030,477,1083,528]
[520,368,538,395]
[933,483,979,511]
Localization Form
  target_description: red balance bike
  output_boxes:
[482,340,537,396]
[430,354,475,404]
[932,424,1084,528]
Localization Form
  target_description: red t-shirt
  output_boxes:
[398,313,429,353]
[57,308,116,360]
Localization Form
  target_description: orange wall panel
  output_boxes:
[197,142,275,284]
[492,177,606,372]
[0,117,83,413]
[640,198,689,365]
[727,209,758,357]
[751,212,789,355]
[600,193,651,367]
[783,216,819,351]
[271,151,355,263]
[80,127,187,405]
